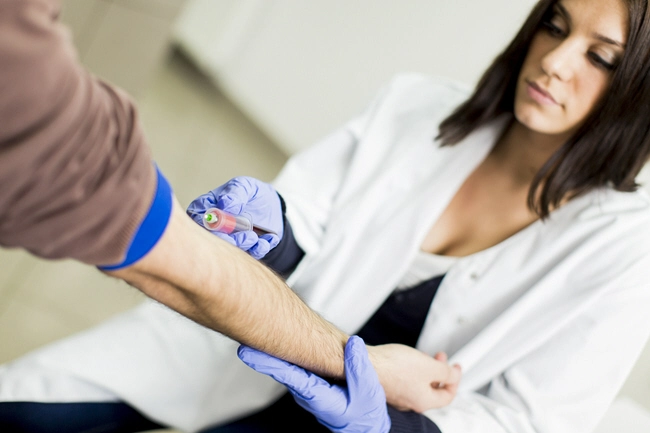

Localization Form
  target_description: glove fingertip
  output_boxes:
[249,239,271,260]
[237,345,251,361]
[237,345,265,367]
[259,234,280,250]
[232,231,258,251]
[346,336,367,359]
[344,336,375,388]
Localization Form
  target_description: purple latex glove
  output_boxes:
[186,176,284,259]
[238,336,391,433]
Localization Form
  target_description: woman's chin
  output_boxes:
[514,107,559,135]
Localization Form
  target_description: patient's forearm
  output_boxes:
[107,199,347,379]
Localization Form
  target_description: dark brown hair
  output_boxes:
[437,0,650,218]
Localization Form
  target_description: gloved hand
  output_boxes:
[186,176,284,260]
[238,336,391,433]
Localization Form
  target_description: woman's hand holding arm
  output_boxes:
[238,337,457,433]
[239,335,391,433]
[367,344,462,413]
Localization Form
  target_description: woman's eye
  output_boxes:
[588,53,616,71]
[542,21,566,38]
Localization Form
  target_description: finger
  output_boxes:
[438,364,462,389]
[443,380,459,396]
[433,352,448,362]
[438,367,462,403]
[237,346,327,396]
[431,360,461,390]
[230,231,258,251]
[259,233,280,250]
[345,336,383,402]
[237,345,284,364]
[428,385,460,407]
[431,386,458,407]
[434,359,462,385]
[446,363,462,386]
[248,238,271,260]
[431,363,462,393]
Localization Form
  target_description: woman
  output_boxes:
[192,1,650,431]
[3,0,650,431]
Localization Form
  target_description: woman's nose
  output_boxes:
[540,40,576,82]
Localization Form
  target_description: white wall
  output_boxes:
[174,0,538,155]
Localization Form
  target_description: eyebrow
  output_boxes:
[594,33,626,48]
[555,2,626,48]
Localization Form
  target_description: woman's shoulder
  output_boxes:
[524,187,650,288]
[556,186,650,241]
[569,188,650,287]
[582,186,650,218]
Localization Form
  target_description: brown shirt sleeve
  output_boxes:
[0,0,158,265]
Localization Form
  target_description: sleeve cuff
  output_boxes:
[387,406,442,433]
[97,164,173,271]
[261,193,305,278]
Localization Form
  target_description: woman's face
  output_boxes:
[514,0,627,137]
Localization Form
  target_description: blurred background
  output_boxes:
[1,0,650,431]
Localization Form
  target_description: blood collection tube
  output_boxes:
[202,208,252,234]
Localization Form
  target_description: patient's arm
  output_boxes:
[1,0,348,381]
[106,197,348,379]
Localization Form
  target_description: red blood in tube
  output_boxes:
[204,209,238,234]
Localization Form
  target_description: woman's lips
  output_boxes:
[526,81,558,106]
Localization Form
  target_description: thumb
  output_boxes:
[344,336,382,402]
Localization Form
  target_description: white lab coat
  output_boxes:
[2,73,650,433]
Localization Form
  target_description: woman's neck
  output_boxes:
[489,119,571,186]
